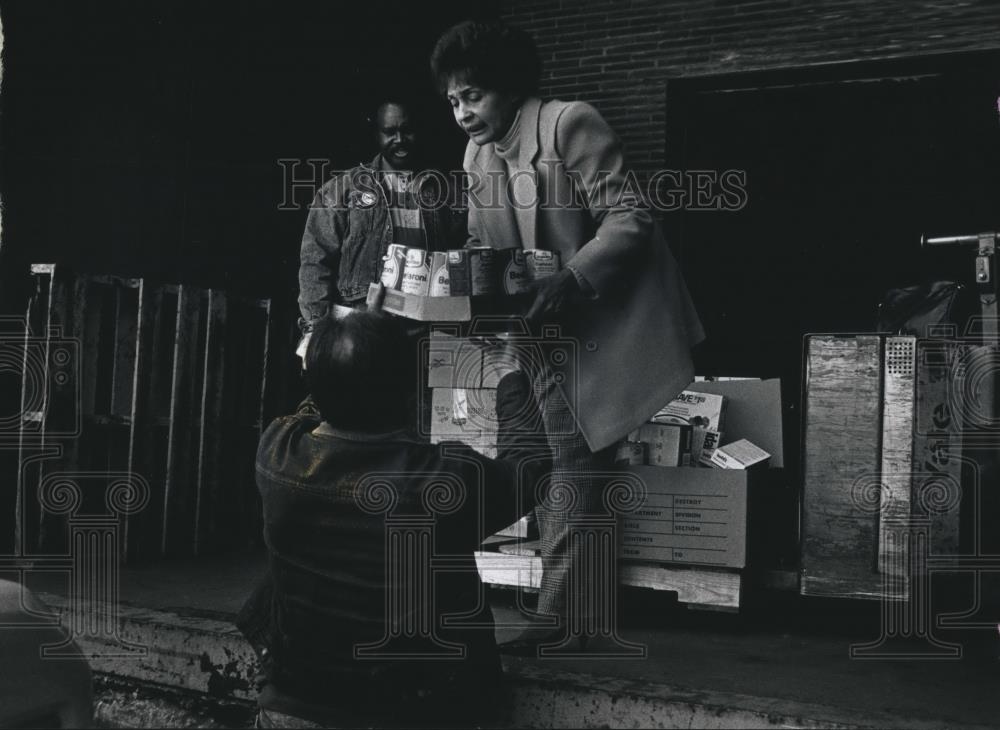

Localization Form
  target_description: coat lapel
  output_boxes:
[469,144,519,248]
[512,98,542,249]
[468,98,544,250]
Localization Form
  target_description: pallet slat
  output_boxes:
[475,550,742,612]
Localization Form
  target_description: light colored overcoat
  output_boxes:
[464,97,705,451]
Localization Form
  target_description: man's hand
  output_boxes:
[296,331,312,370]
[524,268,580,324]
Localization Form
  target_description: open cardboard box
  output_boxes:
[374,283,471,321]
[371,282,537,323]
[622,378,784,569]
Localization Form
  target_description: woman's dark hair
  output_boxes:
[304,311,416,432]
[430,19,541,98]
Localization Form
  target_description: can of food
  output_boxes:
[447,249,471,296]
[428,252,450,297]
[525,249,561,281]
[380,244,408,290]
[468,247,499,296]
[401,248,431,296]
[614,440,647,467]
[500,249,531,294]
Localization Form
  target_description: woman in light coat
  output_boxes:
[431,20,704,648]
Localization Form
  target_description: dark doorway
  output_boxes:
[666,52,1000,474]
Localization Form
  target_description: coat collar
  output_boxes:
[469,97,543,172]
[515,97,542,170]
[467,97,543,249]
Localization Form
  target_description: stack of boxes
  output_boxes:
[425,332,503,458]
[619,378,784,570]
[425,343,786,572]
[424,338,786,571]
[619,384,773,471]
[621,389,727,468]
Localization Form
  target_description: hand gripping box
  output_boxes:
[620,378,784,569]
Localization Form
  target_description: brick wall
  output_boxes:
[500,0,1000,174]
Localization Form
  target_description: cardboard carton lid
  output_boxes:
[685,378,784,468]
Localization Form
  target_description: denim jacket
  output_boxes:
[297,155,465,329]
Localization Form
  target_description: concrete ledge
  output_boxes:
[37,593,258,703]
[502,660,993,730]
[93,677,254,729]
[36,593,998,730]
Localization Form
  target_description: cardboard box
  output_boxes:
[372,283,471,322]
[620,466,757,568]
[425,334,520,390]
[426,333,484,389]
[632,423,691,466]
[651,390,725,430]
[620,378,784,570]
[696,428,722,466]
[685,379,784,466]
[372,283,532,324]
[429,387,481,440]
[710,439,770,470]
[429,387,498,458]
[614,441,647,466]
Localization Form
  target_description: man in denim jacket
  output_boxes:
[297,98,465,332]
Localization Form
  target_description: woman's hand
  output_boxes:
[525,268,580,324]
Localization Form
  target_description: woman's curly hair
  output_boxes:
[430,19,541,99]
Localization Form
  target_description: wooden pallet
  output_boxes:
[800,335,886,599]
[476,539,742,612]
[800,334,964,601]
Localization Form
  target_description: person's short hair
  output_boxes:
[430,19,541,99]
[366,94,419,130]
[304,311,416,432]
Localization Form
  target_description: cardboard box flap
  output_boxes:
[685,378,784,468]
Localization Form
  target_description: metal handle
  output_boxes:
[921,232,998,248]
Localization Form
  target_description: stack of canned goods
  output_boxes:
[380,245,450,296]
[381,245,561,297]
